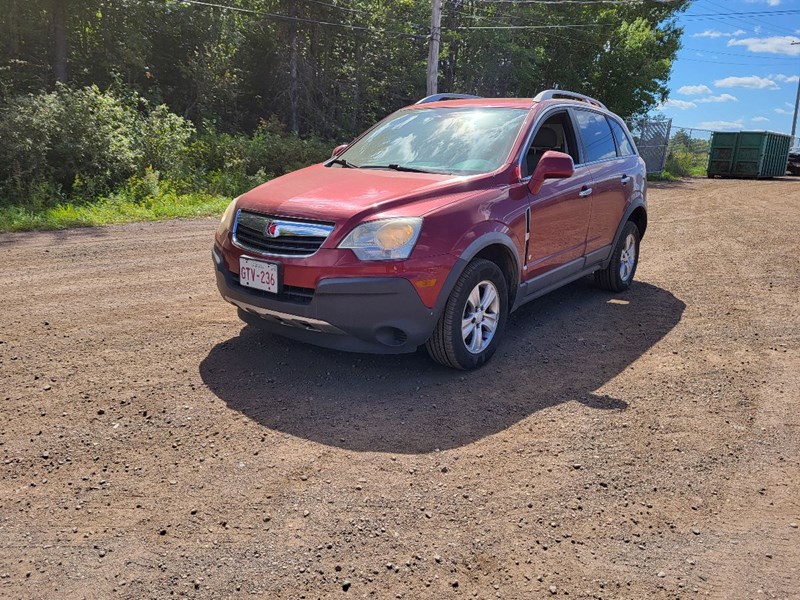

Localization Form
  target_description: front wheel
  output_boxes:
[426,259,508,370]
[595,221,640,292]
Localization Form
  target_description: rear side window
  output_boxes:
[608,119,635,156]
[574,110,617,163]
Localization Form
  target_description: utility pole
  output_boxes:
[792,41,800,140]
[52,0,68,83]
[427,0,442,96]
[792,78,800,140]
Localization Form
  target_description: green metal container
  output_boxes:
[707,131,792,179]
[707,132,738,177]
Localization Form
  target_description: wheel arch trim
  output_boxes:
[434,232,522,314]
[611,202,647,251]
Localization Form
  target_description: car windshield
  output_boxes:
[337,107,529,175]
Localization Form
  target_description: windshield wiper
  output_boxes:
[327,157,358,168]
[360,163,442,174]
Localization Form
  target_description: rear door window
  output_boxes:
[574,110,617,163]
[608,118,635,156]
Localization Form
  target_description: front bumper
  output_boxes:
[213,245,440,354]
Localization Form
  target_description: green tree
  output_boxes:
[1,0,689,135]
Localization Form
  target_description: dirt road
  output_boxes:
[1,178,798,599]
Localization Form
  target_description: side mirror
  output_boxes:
[331,144,348,158]
[527,150,575,194]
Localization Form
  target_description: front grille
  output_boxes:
[231,272,315,305]
[233,210,334,257]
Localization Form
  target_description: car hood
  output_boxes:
[236,163,487,224]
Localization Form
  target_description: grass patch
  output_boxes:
[685,165,707,177]
[665,149,708,178]
[0,189,229,232]
[647,170,680,182]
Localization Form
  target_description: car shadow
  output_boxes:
[199,279,685,454]
[0,224,112,246]
[646,179,696,190]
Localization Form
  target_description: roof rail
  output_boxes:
[416,93,482,104]
[533,89,607,110]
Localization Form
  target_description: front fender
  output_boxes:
[430,226,523,314]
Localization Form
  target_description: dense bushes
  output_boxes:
[195,118,332,197]
[0,86,187,207]
[0,86,333,218]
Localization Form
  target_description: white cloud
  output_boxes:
[751,116,770,122]
[714,75,779,90]
[678,84,712,96]
[775,108,793,115]
[693,30,725,39]
[697,120,745,130]
[663,99,697,110]
[693,29,746,38]
[772,73,800,83]
[728,36,800,56]
[744,0,781,5]
[696,93,739,103]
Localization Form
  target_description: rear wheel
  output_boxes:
[595,221,640,292]
[426,259,508,370]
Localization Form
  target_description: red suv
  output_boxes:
[213,90,647,369]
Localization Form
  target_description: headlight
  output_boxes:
[217,197,238,237]
[339,217,423,261]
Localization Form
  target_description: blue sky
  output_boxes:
[657,0,800,132]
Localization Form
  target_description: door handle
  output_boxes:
[621,175,631,185]
[578,187,593,198]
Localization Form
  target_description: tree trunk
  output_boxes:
[443,0,460,93]
[426,0,441,96]
[351,41,361,132]
[288,3,299,134]
[52,0,68,83]
[7,0,20,56]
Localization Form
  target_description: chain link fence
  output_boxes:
[626,117,671,174]
[628,117,800,178]
[663,126,713,178]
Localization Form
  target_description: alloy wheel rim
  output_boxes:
[619,233,636,282]
[462,280,500,354]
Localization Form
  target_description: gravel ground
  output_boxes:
[1,178,798,599]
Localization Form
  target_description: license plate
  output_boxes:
[239,257,279,293]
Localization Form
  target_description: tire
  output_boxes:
[426,258,508,370]
[595,221,640,292]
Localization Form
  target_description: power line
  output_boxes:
[448,0,607,38]
[469,0,654,4]
[457,23,605,29]
[680,46,799,61]
[459,0,799,63]
[679,57,800,67]
[449,0,684,37]
[175,0,796,67]
[305,0,374,18]
[173,0,613,37]
[696,0,799,38]
[683,8,800,19]
[445,2,609,48]
[171,0,425,38]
